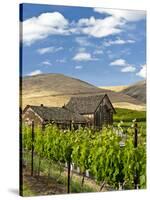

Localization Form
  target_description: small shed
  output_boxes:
[65,94,116,129]
[22,104,87,129]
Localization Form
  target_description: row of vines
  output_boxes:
[22,122,146,193]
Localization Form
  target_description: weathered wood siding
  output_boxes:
[22,108,87,130]
[94,96,114,129]
[22,108,43,126]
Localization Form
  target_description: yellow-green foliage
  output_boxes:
[114,108,146,122]
[22,123,146,190]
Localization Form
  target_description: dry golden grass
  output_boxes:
[22,95,146,111]
[99,85,128,92]
[113,102,146,111]
[21,74,146,111]
[22,95,70,109]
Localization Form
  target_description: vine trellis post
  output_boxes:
[134,123,138,189]
[31,120,34,176]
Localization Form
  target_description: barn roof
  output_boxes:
[66,94,115,114]
[23,105,87,123]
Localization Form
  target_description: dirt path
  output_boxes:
[23,169,66,196]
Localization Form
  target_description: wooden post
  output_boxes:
[134,123,138,148]
[69,120,72,131]
[67,146,72,194]
[134,123,138,189]
[38,122,44,177]
[67,161,71,193]
[31,121,34,176]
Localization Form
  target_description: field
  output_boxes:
[22,152,104,196]
[114,108,146,122]
[21,107,146,196]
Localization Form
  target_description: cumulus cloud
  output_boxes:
[73,52,98,61]
[76,8,145,38]
[37,46,63,54]
[22,12,69,45]
[75,37,93,46]
[27,70,42,76]
[75,65,83,69]
[110,59,135,72]
[103,38,135,46]
[136,64,146,78]
[82,8,145,39]
[77,16,124,38]
[110,59,126,66]
[94,8,146,22]
[22,9,146,45]
[41,60,52,66]
[121,65,136,72]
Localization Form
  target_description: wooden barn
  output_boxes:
[65,94,116,129]
[22,104,87,129]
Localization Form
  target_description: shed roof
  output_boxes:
[23,105,87,123]
[66,94,115,114]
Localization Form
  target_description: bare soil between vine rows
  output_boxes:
[23,168,66,196]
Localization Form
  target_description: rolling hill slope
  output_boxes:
[121,80,146,103]
[21,73,145,110]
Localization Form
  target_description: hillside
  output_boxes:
[22,73,145,110]
[22,73,106,96]
[121,80,146,103]
[99,85,128,92]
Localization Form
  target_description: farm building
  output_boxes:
[65,94,116,129]
[22,104,87,129]
[22,94,115,130]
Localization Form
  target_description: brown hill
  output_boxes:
[21,73,145,110]
[22,73,105,96]
[121,80,146,103]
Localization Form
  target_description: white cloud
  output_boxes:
[75,8,146,39]
[75,37,92,46]
[37,47,51,54]
[136,64,146,78]
[75,65,83,69]
[103,38,135,46]
[27,70,42,76]
[41,60,52,66]
[76,9,145,39]
[110,59,135,73]
[37,46,63,54]
[110,59,126,66]
[77,16,124,38]
[23,12,69,45]
[73,52,98,61]
[94,8,146,22]
[121,65,136,72]
[22,9,146,46]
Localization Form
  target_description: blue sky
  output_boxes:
[20,3,146,86]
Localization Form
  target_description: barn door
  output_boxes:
[102,105,110,126]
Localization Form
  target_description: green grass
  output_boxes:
[114,108,146,122]
[113,108,146,137]
[23,152,98,194]
[70,181,95,193]
[22,182,36,196]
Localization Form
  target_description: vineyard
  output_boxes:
[20,121,146,196]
